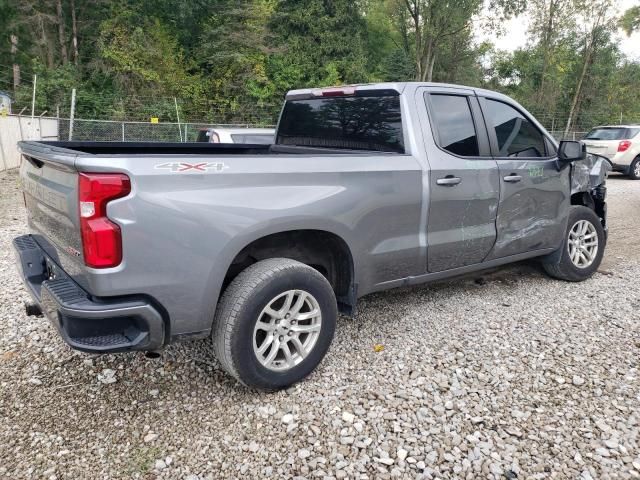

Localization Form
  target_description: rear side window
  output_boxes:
[276,95,404,153]
[429,94,479,157]
[627,128,640,139]
[584,128,628,140]
[484,100,546,158]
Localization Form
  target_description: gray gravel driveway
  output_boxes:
[0,169,639,480]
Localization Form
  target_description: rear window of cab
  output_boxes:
[276,95,405,153]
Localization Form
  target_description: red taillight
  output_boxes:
[618,140,631,152]
[78,173,131,268]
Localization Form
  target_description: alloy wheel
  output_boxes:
[252,290,322,371]
[567,219,599,269]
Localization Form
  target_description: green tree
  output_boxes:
[620,5,640,35]
[266,0,370,90]
[98,6,205,120]
[397,0,482,81]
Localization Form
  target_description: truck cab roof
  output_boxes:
[286,82,515,104]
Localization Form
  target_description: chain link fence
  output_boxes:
[57,118,275,142]
[8,115,636,145]
[549,131,589,141]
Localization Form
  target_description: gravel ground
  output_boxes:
[1,169,639,480]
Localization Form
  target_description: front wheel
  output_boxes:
[542,206,605,282]
[212,258,337,390]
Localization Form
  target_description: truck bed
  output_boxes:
[33,141,379,156]
[37,141,272,155]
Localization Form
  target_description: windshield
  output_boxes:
[584,128,627,141]
[276,95,405,153]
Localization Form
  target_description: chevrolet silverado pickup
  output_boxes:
[13,83,610,390]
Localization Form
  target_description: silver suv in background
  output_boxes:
[196,127,275,144]
[583,125,640,179]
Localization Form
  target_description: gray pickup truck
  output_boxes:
[14,83,609,390]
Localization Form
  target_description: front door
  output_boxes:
[478,97,570,260]
[419,88,500,273]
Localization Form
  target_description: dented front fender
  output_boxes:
[570,153,612,195]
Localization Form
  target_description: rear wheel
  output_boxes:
[629,157,640,180]
[542,206,605,282]
[212,258,337,390]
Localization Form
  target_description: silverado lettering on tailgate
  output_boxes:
[23,176,67,212]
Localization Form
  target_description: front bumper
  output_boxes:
[13,235,165,353]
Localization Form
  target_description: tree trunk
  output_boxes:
[71,0,79,65]
[537,0,557,104]
[56,0,69,64]
[564,39,594,136]
[10,34,20,90]
[39,15,55,69]
[427,50,436,82]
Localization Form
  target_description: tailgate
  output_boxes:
[19,142,86,284]
[583,140,616,158]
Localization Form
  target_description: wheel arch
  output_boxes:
[218,227,357,316]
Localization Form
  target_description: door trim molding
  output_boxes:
[368,247,556,294]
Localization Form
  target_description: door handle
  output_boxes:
[436,176,462,186]
[503,174,522,183]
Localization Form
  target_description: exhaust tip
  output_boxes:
[25,301,43,317]
[144,351,162,359]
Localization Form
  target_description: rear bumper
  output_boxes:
[13,235,165,353]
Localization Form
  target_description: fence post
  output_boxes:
[31,74,37,120]
[122,122,125,142]
[68,88,76,141]
[174,97,183,142]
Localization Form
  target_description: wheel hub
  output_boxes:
[252,289,322,372]
[567,219,598,269]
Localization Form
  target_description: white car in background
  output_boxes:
[583,125,640,179]
[196,127,275,145]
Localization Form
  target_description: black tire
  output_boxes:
[542,206,605,282]
[628,157,640,180]
[212,258,337,391]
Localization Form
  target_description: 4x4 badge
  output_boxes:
[155,162,229,173]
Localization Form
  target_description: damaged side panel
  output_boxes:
[571,154,611,196]
[570,154,611,229]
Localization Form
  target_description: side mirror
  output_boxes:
[558,140,586,162]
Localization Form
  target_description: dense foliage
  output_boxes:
[1,0,638,132]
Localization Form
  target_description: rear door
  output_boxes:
[418,87,500,273]
[479,96,569,260]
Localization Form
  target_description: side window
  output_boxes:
[429,94,479,157]
[484,99,546,158]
